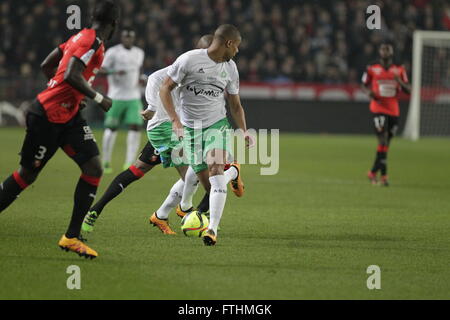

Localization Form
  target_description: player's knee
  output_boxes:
[132,160,152,173]
[209,164,224,176]
[18,167,38,185]
[82,159,103,177]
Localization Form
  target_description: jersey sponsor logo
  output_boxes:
[80,49,95,65]
[186,85,222,97]
[83,126,95,141]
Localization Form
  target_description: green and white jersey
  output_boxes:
[167,48,239,129]
[102,44,144,100]
[145,66,181,131]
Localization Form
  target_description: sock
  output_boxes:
[90,165,144,216]
[156,179,184,219]
[224,166,238,183]
[65,174,100,239]
[126,130,141,165]
[208,175,227,234]
[380,148,388,176]
[0,171,29,212]
[371,145,388,174]
[180,166,199,211]
[196,192,210,213]
[102,128,117,164]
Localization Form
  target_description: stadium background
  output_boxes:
[1,0,450,133]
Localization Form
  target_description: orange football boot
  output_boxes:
[149,212,176,234]
[58,235,98,259]
[229,162,244,197]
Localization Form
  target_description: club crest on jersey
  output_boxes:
[372,67,382,75]
[186,85,221,97]
[390,67,400,75]
[220,71,227,78]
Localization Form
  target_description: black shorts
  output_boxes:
[137,142,162,166]
[20,100,100,172]
[372,113,399,136]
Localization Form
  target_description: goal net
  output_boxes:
[403,31,450,140]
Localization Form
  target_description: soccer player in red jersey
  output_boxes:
[361,43,411,186]
[0,0,120,259]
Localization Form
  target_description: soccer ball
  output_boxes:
[181,211,209,237]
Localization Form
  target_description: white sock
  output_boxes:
[180,166,199,211]
[156,179,184,219]
[102,128,117,164]
[224,166,238,183]
[208,175,227,234]
[126,130,141,165]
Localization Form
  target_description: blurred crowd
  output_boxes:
[1,0,450,88]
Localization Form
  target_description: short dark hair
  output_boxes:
[196,34,213,48]
[92,0,120,25]
[379,41,394,49]
[214,24,241,42]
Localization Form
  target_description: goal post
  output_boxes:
[403,30,450,140]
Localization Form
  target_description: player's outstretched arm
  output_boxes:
[227,94,247,131]
[40,47,63,80]
[228,94,254,147]
[160,76,183,139]
[64,57,112,112]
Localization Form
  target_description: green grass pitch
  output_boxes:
[0,127,449,299]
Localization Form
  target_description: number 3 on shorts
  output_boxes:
[35,145,47,160]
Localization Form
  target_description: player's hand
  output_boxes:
[79,98,88,111]
[172,119,184,141]
[244,130,256,148]
[140,109,154,120]
[394,74,403,85]
[369,91,379,101]
[99,96,113,112]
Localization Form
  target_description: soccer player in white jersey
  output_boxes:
[82,35,214,235]
[160,24,252,246]
[100,28,145,173]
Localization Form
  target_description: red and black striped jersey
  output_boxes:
[362,63,408,117]
[37,28,105,123]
